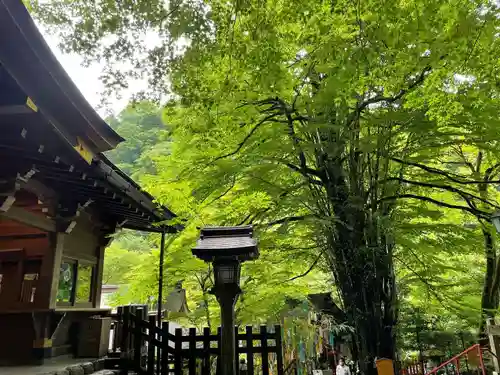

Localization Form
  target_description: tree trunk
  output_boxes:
[322,194,397,375]
[480,229,496,340]
[310,117,397,375]
[326,236,397,375]
[477,171,499,339]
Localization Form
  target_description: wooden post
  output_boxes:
[161,322,170,375]
[121,306,131,373]
[261,326,269,375]
[235,326,240,375]
[202,327,211,375]
[157,230,166,326]
[188,328,197,375]
[217,327,222,375]
[174,328,183,375]
[246,326,254,375]
[147,316,156,375]
[274,325,284,375]
[37,232,65,308]
[92,242,106,308]
[134,308,143,371]
[114,306,123,353]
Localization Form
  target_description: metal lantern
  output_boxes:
[192,225,259,375]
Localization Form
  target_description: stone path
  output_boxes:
[0,357,119,375]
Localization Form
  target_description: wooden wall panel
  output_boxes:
[0,218,49,256]
[0,217,46,235]
[63,213,99,262]
[0,238,48,256]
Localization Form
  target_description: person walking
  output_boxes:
[336,358,351,375]
[239,358,248,375]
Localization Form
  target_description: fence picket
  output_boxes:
[275,325,284,375]
[235,326,240,375]
[147,316,156,375]
[161,322,170,375]
[261,325,269,375]
[202,327,211,375]
[174,328,183,375]
[134,308,143,371]
[114,305,284,375]
[188,328,197,375]
[216,327,223,375]
[121,306,131,373]
[246,326,254,375]
[114,306,123,352]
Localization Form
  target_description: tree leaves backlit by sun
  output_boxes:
[32,0,500,372]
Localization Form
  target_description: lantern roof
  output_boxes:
[192,225,259,262]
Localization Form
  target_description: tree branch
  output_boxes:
[259,214,316,227]
[237,213,253,226]
[387,177,500,210]
[390,156,500,185]
[201,175,237,206]
[395,254,477,317]
[287,253,322,281]
[485,163,500,181]
[379,193,490,219]
[257,97,323,179]
[284,162,323,185]
[355,65,431,114]
[210,113,278,163]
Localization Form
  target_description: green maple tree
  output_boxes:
[32,1,500,372]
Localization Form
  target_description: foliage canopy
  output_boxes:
[32,0,500,372]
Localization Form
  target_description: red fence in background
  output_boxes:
[401,362,424,375]
[401,344,486,375]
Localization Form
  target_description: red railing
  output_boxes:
[401,362,424,375]
[424,344,486,375]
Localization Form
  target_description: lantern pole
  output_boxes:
[216,283,240,375]
[157,228,166,326]
[212,261,242,375]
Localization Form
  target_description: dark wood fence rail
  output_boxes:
[109,305,284,375]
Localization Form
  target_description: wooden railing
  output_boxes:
[110,305,284,375]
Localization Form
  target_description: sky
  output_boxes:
[39,25,131,117]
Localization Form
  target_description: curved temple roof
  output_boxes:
[0,0,179,233]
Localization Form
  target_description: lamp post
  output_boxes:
[192,225,259,375]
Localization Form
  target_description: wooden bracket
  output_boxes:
[0,167,38,212]
[0,194,16,212]
[117,218,128,228]
[56,199,93,233]
[17,167,38,183]
[100,234,115,247]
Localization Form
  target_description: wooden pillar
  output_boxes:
[31,311,53,364]
[157,230,166,325]
[36,232,65,308]
[92,243,106,308]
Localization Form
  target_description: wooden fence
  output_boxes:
[110,305,284,375]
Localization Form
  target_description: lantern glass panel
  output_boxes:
[214,262,241,285]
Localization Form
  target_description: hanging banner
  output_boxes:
[164,281,190,315]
